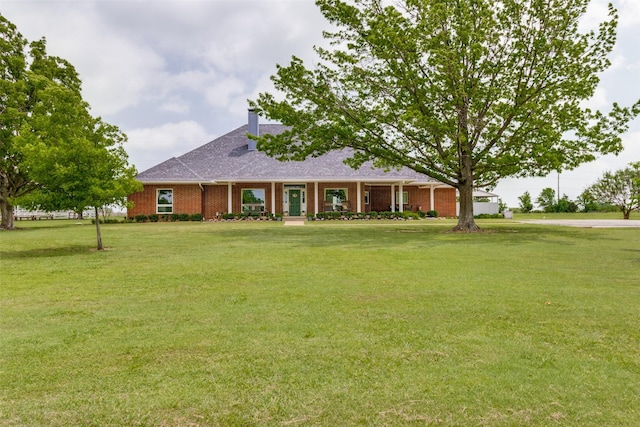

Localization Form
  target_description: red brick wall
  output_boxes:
[127,184,202,217]
[203,185,228,219]
[434,188,457,217]
[128,182,459,218]
[368,185,387,212]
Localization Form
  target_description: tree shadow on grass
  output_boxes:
[0,245,94,259]
[211,223,572,250]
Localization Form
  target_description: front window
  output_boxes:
[325,188,348,210]
[396,191,409,205]
[157,189,173,213]
[242,189,265,213]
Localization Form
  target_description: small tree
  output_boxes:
[518,191,534,213]
[555,194,578,213]
[587,162,640,219]
[536,188,557,213]
[17,113,141,250]
[576,189,599,212]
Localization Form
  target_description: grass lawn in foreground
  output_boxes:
[1,219,639,426]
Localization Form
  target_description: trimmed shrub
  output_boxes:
[426,210,438,218]
[135,215,148,223]
[190,213,203,221]
[148,214,159,222]
[401,211,420,220]
[474,213,503,219]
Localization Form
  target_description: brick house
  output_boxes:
[127,110,457,219]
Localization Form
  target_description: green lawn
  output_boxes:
[1,219,639,426]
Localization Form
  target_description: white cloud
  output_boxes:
[204,76,246,108]
[618,0,640,28]
[125,121,213,172]
[159,98,191,114]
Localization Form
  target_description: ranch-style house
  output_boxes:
[127,110,458,220]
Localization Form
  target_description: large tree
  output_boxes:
[0,14,140,243]
[1,15,83,229]
[251,0,640,232]
[587,162,640,219]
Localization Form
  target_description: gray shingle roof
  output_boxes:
[136,124,439,184]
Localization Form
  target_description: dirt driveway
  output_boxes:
[519,219,640,228]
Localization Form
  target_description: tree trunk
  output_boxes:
[0,199,15,230]
[453,181,481,232]
[94,206,104,250]
[623,207,630,220]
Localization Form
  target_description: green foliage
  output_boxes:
[134,215,147,223]
[586,162,640,219]
[148,214,159,223]
[556,195,579,213]
[190,213,203,222]
[576,189,599,212]
[475,213,504,219]
[518,191,534,213]
[0,15,141,238]
[536,188,557,212]
[536,189,579,213]
[251,0,640,232]
[426,210,438,218]
[400,211,420,220]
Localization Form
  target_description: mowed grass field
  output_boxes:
[1,218,639,426]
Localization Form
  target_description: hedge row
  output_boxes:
[132,213,203,223]
[311,211,428,220]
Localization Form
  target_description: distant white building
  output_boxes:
[456,190,501,216]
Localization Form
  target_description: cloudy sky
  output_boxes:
[2,0,639,207]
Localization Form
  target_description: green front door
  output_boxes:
[289,189,301,216]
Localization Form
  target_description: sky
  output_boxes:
[2,0,639,208]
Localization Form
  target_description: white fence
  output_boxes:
[456,202,500,216]
[13,207,96,219]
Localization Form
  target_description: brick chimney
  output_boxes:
[247,108,259,151]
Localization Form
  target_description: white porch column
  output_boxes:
[271,182,276,214]
[398,183,404,212]
[391,184,395,212]
[227,182,233,213]
[430,186,435,211]
[314,181,319,215]
[356,181,362,213]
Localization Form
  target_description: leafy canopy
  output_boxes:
[587,162,640,219]
[251,0,640,231]
[0,14,140,234]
